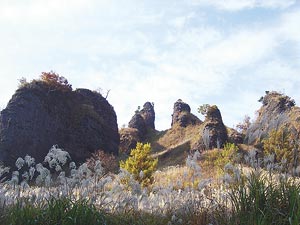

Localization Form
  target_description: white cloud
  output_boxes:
[0,0,94,24]
[189,0,296,11]
[0,1,300,131]
[278,9,300,43]
[199,30,277,70]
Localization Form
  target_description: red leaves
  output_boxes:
[40,71,72,91]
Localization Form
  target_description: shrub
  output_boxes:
[120,143,158,187]
[236,115,251,135]
[202,143,239,174]
[262,127,296,169]
[40,71,72,91]
[197,104,210,116]
[17,77,28,88]
[227,171,300,225]
[86,150,118,174]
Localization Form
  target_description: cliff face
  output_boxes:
[0,80,119,167]
[245,91,300,145]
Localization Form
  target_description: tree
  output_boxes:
[18,77,28,88]
[236,115,251,135]
[198,104,211,116]
[120,143,158,187]
[40,71,72,91]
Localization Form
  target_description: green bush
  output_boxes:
[3,198,105,225]
[202,143,239,174]
[227,171,300,225]
[120,143,158,187]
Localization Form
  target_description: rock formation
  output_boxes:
[121,102,156,154]
[0,79,119,167]
[128,113,147,137]
[119,128,141,154]
[171,99,201,127]
[245,91,300,145]
[128,102,155,138]
[228,128,244,144]
[200,105,228,149]
[140,102,155,130]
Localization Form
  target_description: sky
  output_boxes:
[0,0,300,130]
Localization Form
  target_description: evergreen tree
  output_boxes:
[120,143,158,187]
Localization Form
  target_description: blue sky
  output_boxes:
[0,0,300,130]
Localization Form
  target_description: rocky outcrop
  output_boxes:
[140,102,155,130]
[128,114,147,137]
[245,91,299,145]
[119,128,141,154]
[228,128,244,144]
[128,102,155,139]
[171,99,201,127]
[200,105,228,149]
[0,80,119,167]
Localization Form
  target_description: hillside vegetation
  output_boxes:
[1,74,300,224]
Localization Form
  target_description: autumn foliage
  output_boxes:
[86,150,118,174]
[40,71,72,91]
[120,143,158,187]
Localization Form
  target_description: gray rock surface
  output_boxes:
[171,99,201,127]
[128,113,147,137]
[128,101,156,140]
[140,102,155,130]
[0,81,119,167]
[200,105,228,149]
[245,91,299,145]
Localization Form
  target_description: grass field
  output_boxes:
[1,145,300,225]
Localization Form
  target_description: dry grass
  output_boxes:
[157,123,202,149]
[149,124,203,169]
[153,165,190,188]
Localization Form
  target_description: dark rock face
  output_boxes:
[200,105,228,149]
[0,81,119,167]
[140,102,155,130]
[228,129,244,144]
[245,91,298,145]
[128,113,147,137]
[119,128,141,154]
[171,99,201,127]
[128,102,156,140]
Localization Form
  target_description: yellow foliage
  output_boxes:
[202,143,239,174]
[262,127,294,165]
[120,143,158,187]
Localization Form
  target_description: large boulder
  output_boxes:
[171,99,201,127]
[245,91,299,145]
[200,105,228,149]
[0,80,119,167]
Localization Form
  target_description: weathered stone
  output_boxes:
[128,113,147,138]
[0,80,119,167]
[140,102,155,130]
[128,102,156,140]
[245,91,299,145]
[200,105,228,149]
[119,128,141,154]
[228,128,244,144]
[171,99,201,127]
